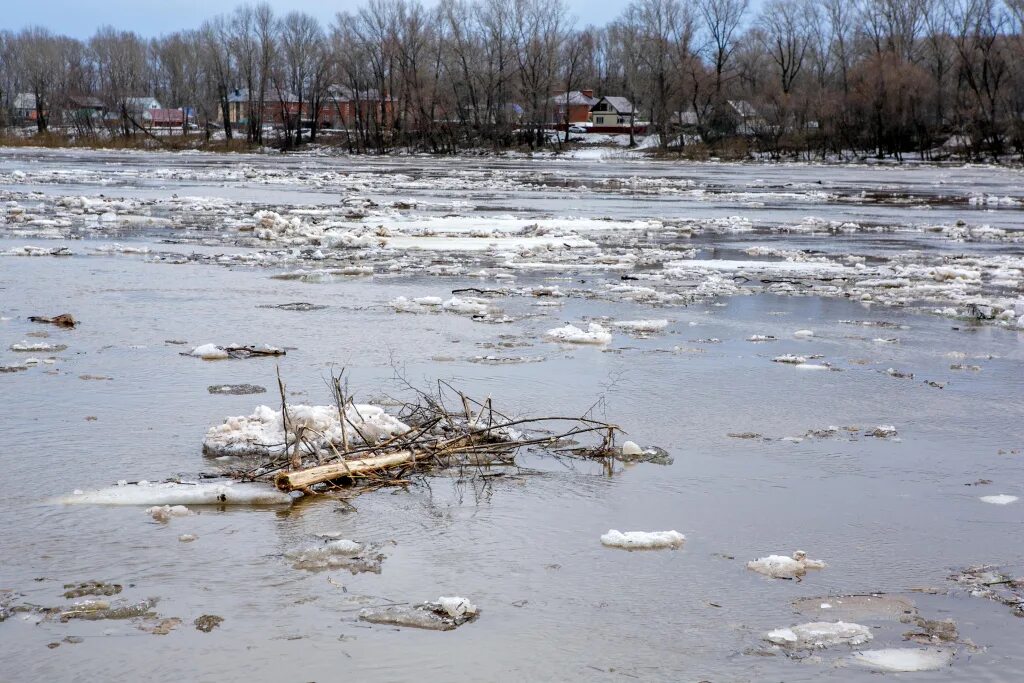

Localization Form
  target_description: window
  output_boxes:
[618,117,625,124]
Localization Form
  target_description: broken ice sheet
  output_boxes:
[747,551,826,580]
[358,597,478,631]
[765,621,873,649]
[285,538,387,574]
[850,648,953,672]
[600,530,685,550]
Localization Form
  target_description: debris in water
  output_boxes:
[63,582,122,599]
[358,597,479,631]
[867,425,898,438]
[187,343,285,360]
[194,614,223,632]
[28,313,77,328]
[615,444,674,465]
[207,384,267,395]
[747,551,826,580]
[600,530,685,550]
[850,648,953,672]
[60,598,158,622]
[260,302,328,311]
[765,621,872,649]
[948,565,1024,617]
[139,617,182,635]
[904,616,958,644]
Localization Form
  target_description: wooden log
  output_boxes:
[274,449,420,491]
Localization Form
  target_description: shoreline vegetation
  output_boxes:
[3,0,1023,163]
[0,131,1017,165]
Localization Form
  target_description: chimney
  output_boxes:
[582,89,594,99]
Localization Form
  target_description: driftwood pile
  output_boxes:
[225,370,623,494]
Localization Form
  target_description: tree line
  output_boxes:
[1,0,1023,159]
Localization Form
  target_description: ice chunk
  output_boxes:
[980,494,1018,505]
[203,403,410,457]
[772,354,807,364]
[748,550,827,579]
[868,425,898,438]
[178,534,198,543]
[359,599,479,631]
[850,648,952,672]
[765,621,872,649]
[793,329,815,338]
[57,481,292,506]
[146,505,192,522]
[621,441,643,456]
[600,529,685,550]
[437,596,477,618]
[189,343,229,360]
[285,539,383,573]
[612,319,668,332]
[545,323,612,345]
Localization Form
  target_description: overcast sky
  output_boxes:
[6,0,624,39]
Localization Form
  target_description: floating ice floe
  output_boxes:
[793,329,815,338]
[765,621,872,649]
[600,529,685,550]
[748,551,827,579]
[286,539,384,573]
[612,319,669,332]
[359,597,479,631]
[58,481,293,506]
[979,494,1018,505]
[147,505,192,522]
[747,335,776,342]
[772,354,807,364]
[10,341,66,352]
[850,648,952,672]
[189,343,230,360]
[389,295,444,313]
[868,425,898,438]
[621,441,643,456]
[545,323,612,345]
[203,403,410,457]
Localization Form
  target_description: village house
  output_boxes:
[223,88,304,128]
[321,86,395,129]
[12,93,43,123]
[589,96,637,133]
[549,90,598,127]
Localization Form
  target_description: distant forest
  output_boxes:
[2,0,1023,160]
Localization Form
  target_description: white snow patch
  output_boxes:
[437,596,478,618]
